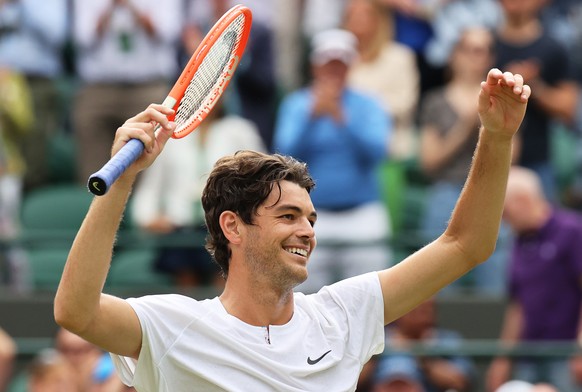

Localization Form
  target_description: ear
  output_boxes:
[219,211,243,245]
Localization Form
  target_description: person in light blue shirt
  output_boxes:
[274,28,392,293]
[0,0,69,190]
[0,0,68,77]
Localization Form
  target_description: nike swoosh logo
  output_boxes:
[307,350,332,365]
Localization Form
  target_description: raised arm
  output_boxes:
[379,69,530,324]
[54,104,175,358]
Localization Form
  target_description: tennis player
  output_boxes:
[54,68,530,391]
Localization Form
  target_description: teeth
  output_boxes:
[285,247,308,257]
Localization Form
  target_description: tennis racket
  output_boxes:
[87,4,253,196]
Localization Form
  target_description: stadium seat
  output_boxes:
[21,184,92,235]
[20,185,92,291]
[25,248,69,292]
[107,248,172,290]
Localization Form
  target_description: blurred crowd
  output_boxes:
[1,0,582,390]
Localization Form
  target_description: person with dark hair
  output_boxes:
[54,68,530,391]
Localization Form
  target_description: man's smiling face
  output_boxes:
[241,180,317,290]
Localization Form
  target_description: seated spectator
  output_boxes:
[372,355,424,392]
[55,327,127,392]
[373,298,474,392]
[27,349,77,392]
[486,166,582,392]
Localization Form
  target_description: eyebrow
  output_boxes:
[273,204,318,220]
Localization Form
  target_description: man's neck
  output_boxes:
[219,277,295,327]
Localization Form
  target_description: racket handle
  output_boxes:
[87,138,145,196]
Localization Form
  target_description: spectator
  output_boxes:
[494,0,579,202]
[273,28,392,293]
[182,0,279,150]
[0,327,16,392]
[379,0,446,95]
[344,0,420,161]
[418,26,510,295]
[372,298,474,392]
[130,100,266,288]
[55,327,127,392]
[424,0,502,70]
[27,349,77,392]
[0,0,68,191]
[539,1,582,208]
[71,0,182,184]
[486,166,582,392]
[0,67,33,293]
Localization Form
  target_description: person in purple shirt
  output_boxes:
[273,28,392,294]
[486,166,582,392]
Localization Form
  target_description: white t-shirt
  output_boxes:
[111,272,385,391]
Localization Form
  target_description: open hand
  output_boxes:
[478,68,531,139]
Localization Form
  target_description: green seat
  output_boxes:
[378,159,429,263]
[47,132,77,184]
[551,122,578,198]
[21,185,91,231]
[108,248,172,290]
[20,185,92,291]
[26,248,69,291]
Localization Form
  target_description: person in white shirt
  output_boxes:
[130,102,266,288]
[54,68,530,391]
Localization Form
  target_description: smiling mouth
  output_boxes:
[284,247,308,257]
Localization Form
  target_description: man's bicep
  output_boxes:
[78,294,143,359]
[378,238,474,325]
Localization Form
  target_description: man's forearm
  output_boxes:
[54,177,135,332]
[444,128,513,264]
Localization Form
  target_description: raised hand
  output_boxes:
[478,68,531,138]
[112,103,176,178]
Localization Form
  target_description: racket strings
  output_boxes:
[174,15,246,134]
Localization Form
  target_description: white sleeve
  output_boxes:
[110,294,200,388]
[309,272,385,363]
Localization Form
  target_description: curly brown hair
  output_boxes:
[201,150,315,278]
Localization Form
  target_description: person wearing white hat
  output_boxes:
[274,28,393,293]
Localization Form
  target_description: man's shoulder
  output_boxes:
[127,294,218,315]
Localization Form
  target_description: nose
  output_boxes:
[297,217,315,240]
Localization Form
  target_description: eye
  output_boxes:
[281,214,295,221]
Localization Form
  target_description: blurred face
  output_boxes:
[55,329,99,370]
[502,190,533,232]
[312,59,350,87]
[397,299,436,338]
[451,28,494,79]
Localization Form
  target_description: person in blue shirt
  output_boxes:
[273,28,392,293]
